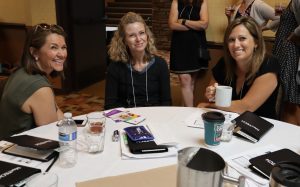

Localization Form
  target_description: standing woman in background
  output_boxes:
[272,0,300,125]
[225,0,279,32]
[169,0,209,107]
[0,24,66,139]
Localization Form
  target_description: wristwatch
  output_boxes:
[182,19,186,25]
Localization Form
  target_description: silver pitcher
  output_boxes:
[269,162,300,187]
[177,147,245,187]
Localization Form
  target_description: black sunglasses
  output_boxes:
[33,23,64,33]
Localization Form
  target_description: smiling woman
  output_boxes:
[198,17,280,119]
[0,23,67,139]
[105,12,172,109]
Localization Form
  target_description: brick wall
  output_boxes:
[152,0,172,50]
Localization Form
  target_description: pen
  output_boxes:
[112,130,119,142]
[122,134,128,145]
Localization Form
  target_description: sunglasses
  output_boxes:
[33,23,64,33]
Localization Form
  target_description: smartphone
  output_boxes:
[74,119,87,127]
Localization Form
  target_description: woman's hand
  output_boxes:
[205,83,218,102]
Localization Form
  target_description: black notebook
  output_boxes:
[0,160,41,186]
[232,111,274,143]
[126,135,168,154]
[249,148,300,179]
[3,144,58,162]
[3,135,59,162]
[5,135,59,150]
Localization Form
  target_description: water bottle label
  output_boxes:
[59,132,77,141]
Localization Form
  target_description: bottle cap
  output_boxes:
[64,112,72,118]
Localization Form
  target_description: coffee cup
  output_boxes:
[215,86,232,107]
[202,111,225,147]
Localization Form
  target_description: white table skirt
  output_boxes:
[21,107,300,187]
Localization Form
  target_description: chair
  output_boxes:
[0,76,8,99]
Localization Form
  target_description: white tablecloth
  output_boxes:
[21,107,300,187]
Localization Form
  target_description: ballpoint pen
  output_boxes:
[122,134,128,145]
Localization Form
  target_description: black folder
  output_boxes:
[0,160,41,186]
[232,111,274,143]
[126,135,168,154]
[3,135,59,162]
[5,135,59,150]
[249,148,300,179]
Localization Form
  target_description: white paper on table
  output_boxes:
[184,109,239,129]
[145,123,178,147]
[119,131,178,160]
[225,144,281,186]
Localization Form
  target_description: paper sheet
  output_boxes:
[184,109,239,128]
[225,145,281,186]
[145,123,178,147]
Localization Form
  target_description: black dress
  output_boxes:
[272,3,300,104]
[170,0,208,74]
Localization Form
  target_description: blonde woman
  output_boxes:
[105,12,172,109]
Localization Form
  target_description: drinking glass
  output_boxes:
[85,112,106,153]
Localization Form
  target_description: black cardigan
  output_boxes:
[104,56,172,109]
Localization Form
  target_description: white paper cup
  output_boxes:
[215,86,232,107]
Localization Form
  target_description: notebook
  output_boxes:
[249,148,300,179]
[104,109,145,125]
[5,135,59,150]
[3,144,58,162]
[232,111,274,143]
[0,160,41,186]
[126,135,168,154]
[3,135,59,162]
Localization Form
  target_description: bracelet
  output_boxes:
[182,19,186,26]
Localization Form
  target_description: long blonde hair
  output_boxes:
[223,16,266,84]
[108,12,157,63]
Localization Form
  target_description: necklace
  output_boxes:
[179,5,193,20]
[129,62,149,107]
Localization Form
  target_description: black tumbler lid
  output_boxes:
[271,162,300,186]
[202,111,225,123]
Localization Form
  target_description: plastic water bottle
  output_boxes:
[58,112,77,168]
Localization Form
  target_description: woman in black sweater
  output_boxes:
[104,12,172,109]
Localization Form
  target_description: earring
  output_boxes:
[35,57,38,61]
